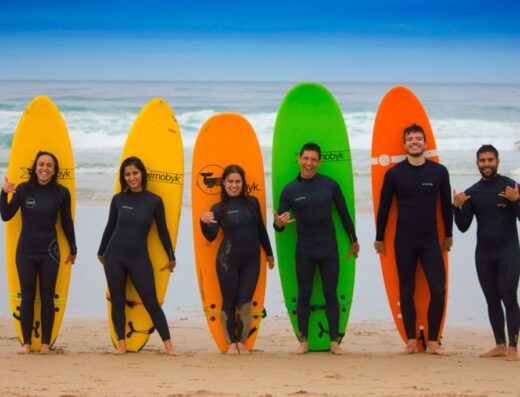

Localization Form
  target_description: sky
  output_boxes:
[0,0,519,82]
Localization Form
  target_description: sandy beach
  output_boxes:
[1,314,519,397]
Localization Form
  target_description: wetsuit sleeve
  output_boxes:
[200,203,220,242]
[98,195,118,256]
[439,166,453,237]
[332,181,357,242]
[251,197,273,256]
[273,187,290,232]
[60,187,77,255]
[0,185,22,221]
[376,171,394,241]
[154,197,175,261]
[453,185,475,232]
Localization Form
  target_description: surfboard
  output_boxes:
[106,98,184,352]
[191,113,268,352]
[4,95,75,351]
[371,86,449,350]
[272,82,356,351]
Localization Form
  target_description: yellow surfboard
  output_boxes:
[5,96,75,351]
[191,113,268,352]
[105,98,184,352]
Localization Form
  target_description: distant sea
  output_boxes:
[1,81,519,204]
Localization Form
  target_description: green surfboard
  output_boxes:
[272,82,356,351]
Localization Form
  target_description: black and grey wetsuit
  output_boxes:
[454,174,520,347]
[201,195,272,344]
[376,159,452,341]
[1,182,77,345]
[98,190,174,342]
[274,173,357,342]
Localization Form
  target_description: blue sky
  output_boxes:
[1,0,519,82]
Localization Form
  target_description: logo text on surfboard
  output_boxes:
[146,168,184,185]
[20,167,75,180]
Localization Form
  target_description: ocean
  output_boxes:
[0,81,519,328]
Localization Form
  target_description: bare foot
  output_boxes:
[480,344,507,358]
[427,341,449,356]
[401,340,418,354]
[163,340,177,356]
[330,342,344,355]
[226,343,239,355]
[506,346,518,361]
[237,342,250,355]
[39,344,51,355]
[113,340,127,355]
[295,341,308,355]
[17,344,31,354]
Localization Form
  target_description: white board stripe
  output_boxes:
[371,149,439,167]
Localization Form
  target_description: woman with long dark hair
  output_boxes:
[1,151,77,354]
[200,164,274,354]
[97,156,176,355]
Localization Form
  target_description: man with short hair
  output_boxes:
[274,142,359,355]
[374,124,453,355]
[453,144,520,361]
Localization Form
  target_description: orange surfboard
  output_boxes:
[371,86,449,350]
[191,113,268,352]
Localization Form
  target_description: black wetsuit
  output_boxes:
[274,173,357,342]
[200,195,272,344]
[376,159,452,341]
[98,190,175,342]
[1,182,77,345]
[454,174,520,347]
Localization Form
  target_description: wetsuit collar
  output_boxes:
[297,173,319,183]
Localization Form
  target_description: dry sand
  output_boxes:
[1,314,519,397]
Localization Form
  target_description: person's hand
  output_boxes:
[374,240,386,255]
[346,241,359,259]
[273,210,295,228]
[443,236,453,252]
[200,208,217,225]
[3,177,15,194]
[266,255,275,269]
[97,255,104,265]
[453,189,471,208]
[65,254,76,265]
[161,260,176,272]
[499,183,520,202]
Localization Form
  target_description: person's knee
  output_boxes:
[399,285,415,303]
[499,288,519,310]
[430,284,446,303]
[298,288,312,304]
[323,288,338,305]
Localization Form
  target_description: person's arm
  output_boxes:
[97,195,119,257]
[154,197,175,261]
[439,166,453,237]
[59,187,77,257]
[375,171,394,241]
[251,196,273,256]
[453,189,474,233]
[0,183,22,221]
[200,203,220,242]
[331,181,357,243]
[273,187,291,232]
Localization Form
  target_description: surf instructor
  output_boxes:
[274,142,359,355]
[374,124,453,355]
[453,144,520,361]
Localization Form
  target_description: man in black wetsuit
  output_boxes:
[453,144,520,361]
[274,142,359,355]
[374,124,453,355]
